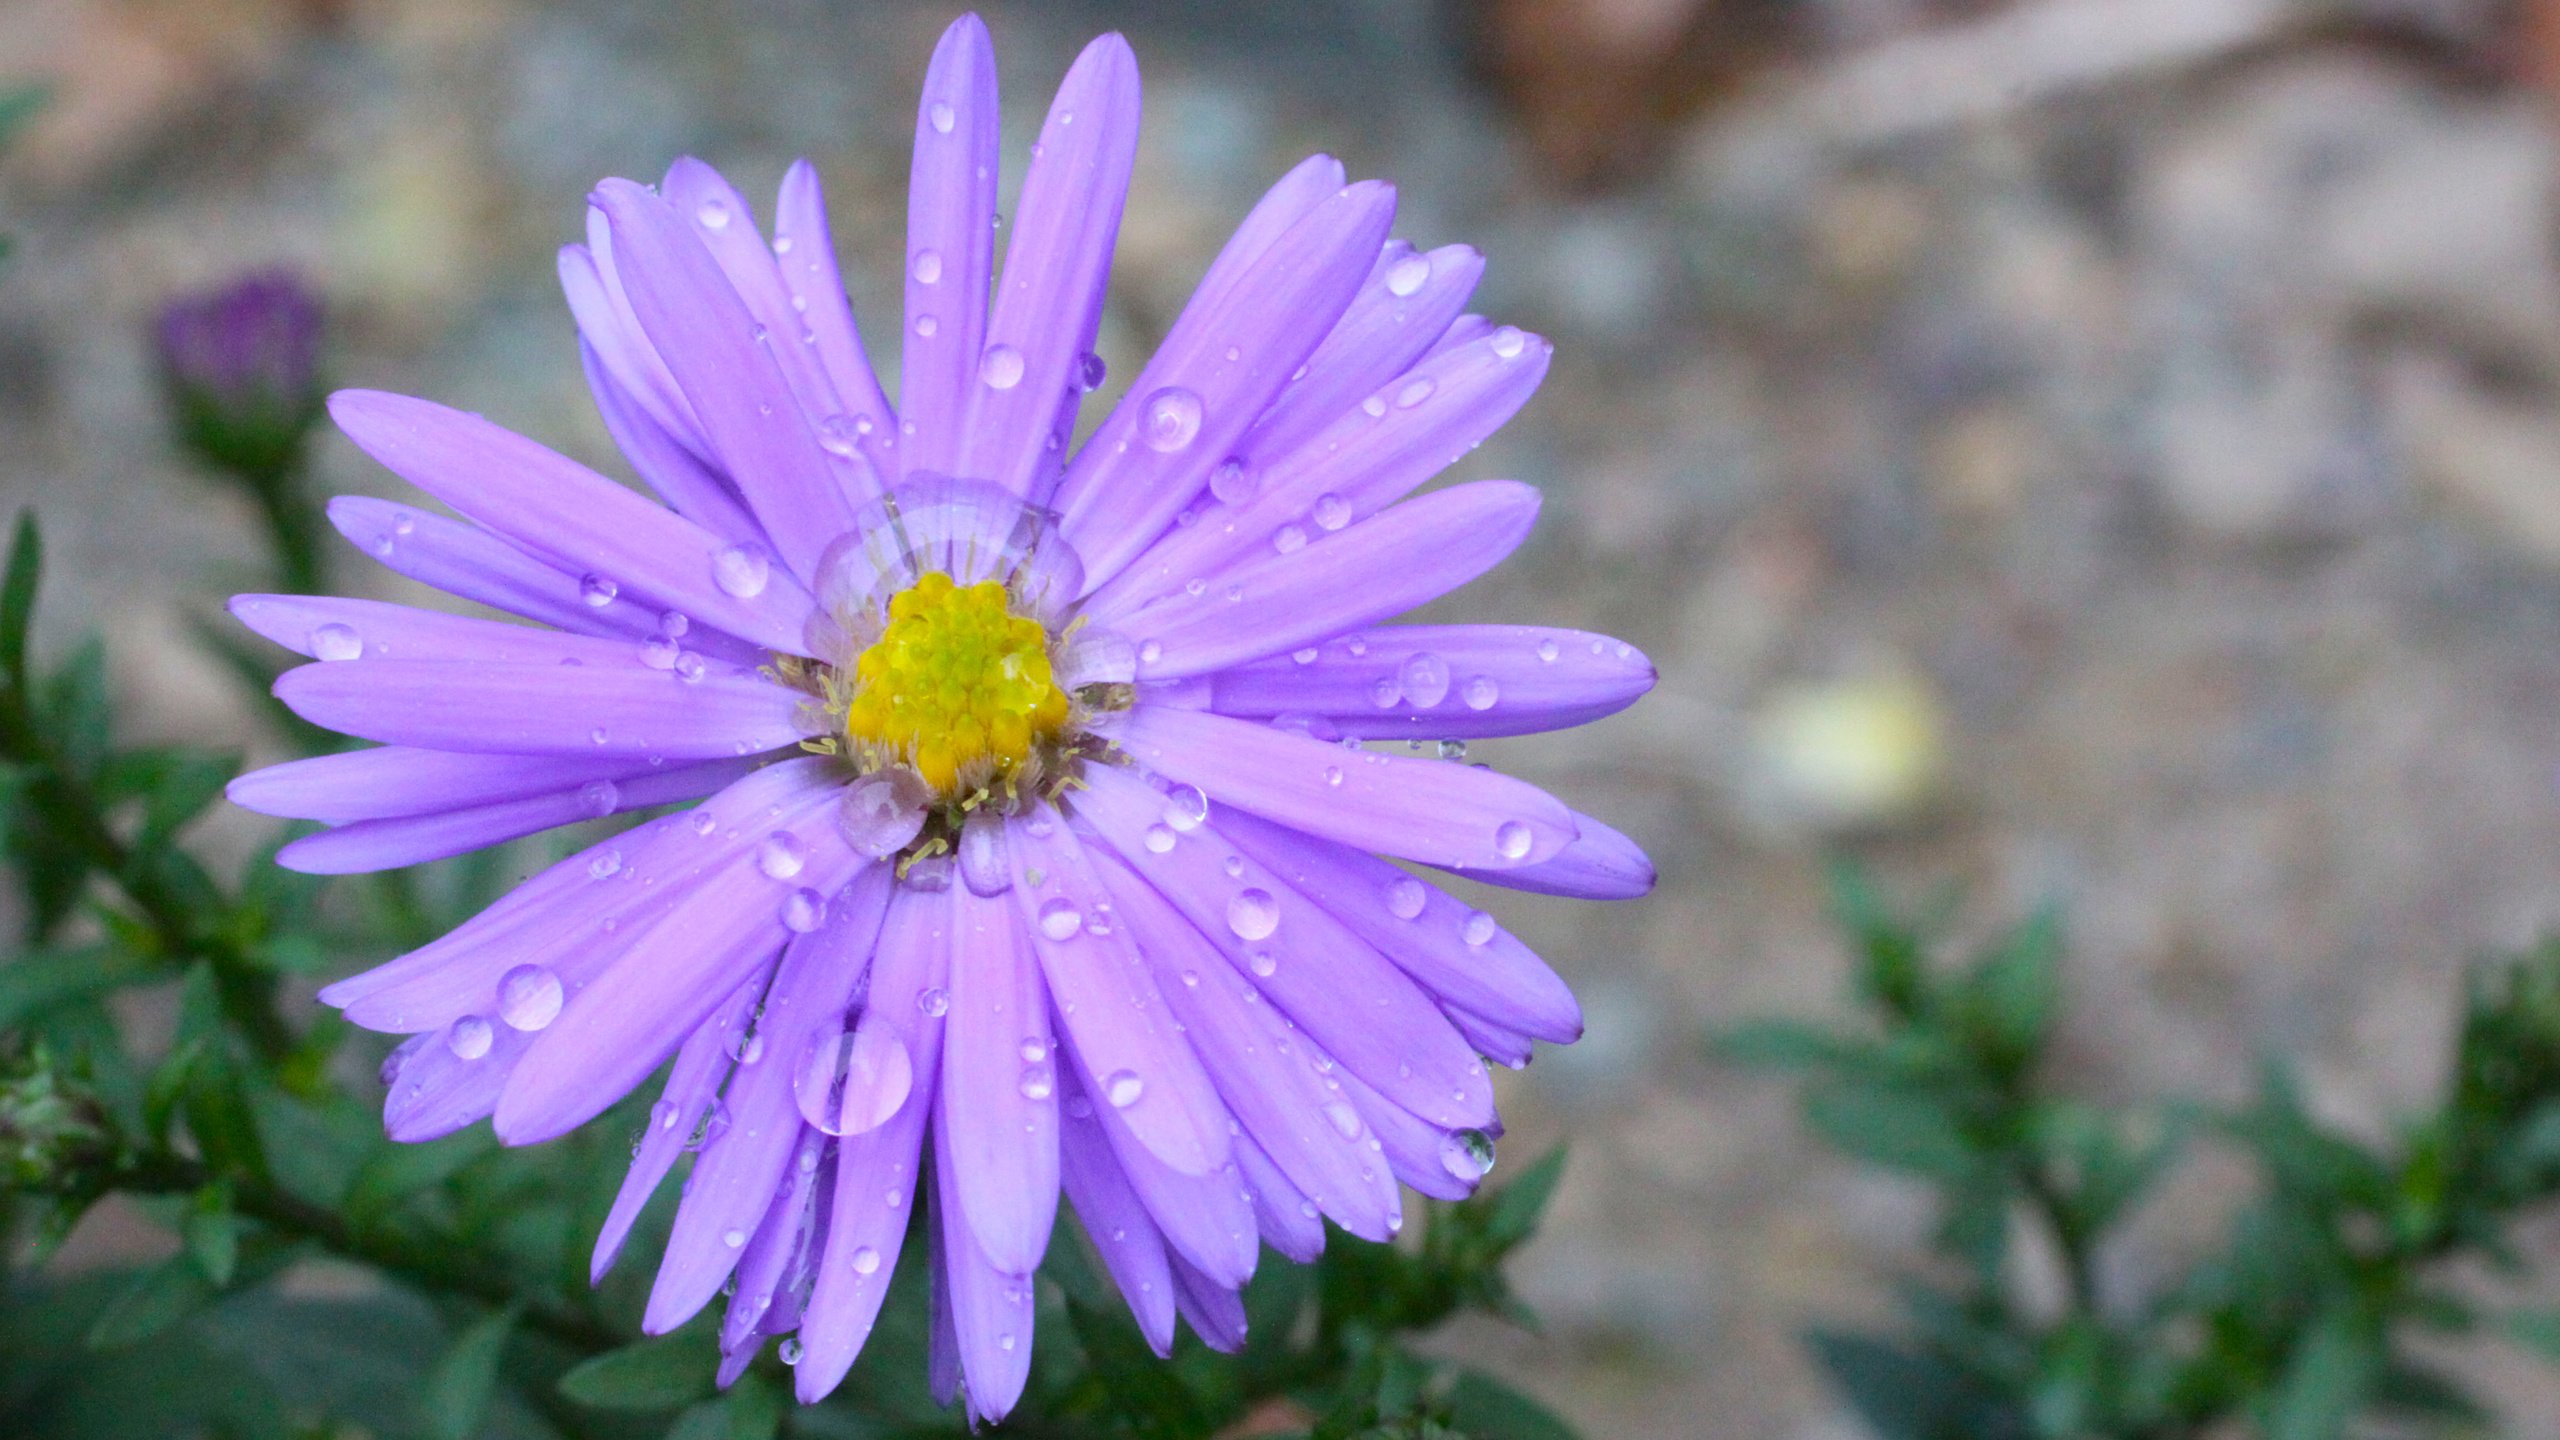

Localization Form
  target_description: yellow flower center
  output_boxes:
[842,572,1069,797]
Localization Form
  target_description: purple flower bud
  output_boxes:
[154,268,326,481]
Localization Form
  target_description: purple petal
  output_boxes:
[1057,1087,1177,1355]
[1109,481,1542,681]
[273,659,803,759]
[1088,331,1550,620]
[231,594,667,668]
[589,179,864,584]
[1458,809,1656,901]
[1333,1063,1479,1202]
[329,497,660,643]
[1215,809,1581,1044]
[1233,1134,1325,1263]
[793,885,950,1403]
[775,160,900,482]
[593,968,769,1281]
[1054,1048,1257,1289]
[276,758,751,875]
[1112,704,1575,873]
[717,1149,819,1370]
[955,33,1139,498]
[1091,842,1401,1241]
[328,390,817,652]
[559,238,704,458]
[1055,181,1399,590]
[646,866,893,1333]
[1071,766,1493,1131]
[1006,801,1231,1178]
[228,747,645,825]
[932,1106,1036,1422]
[578,338,769,547]
[898,14,1001,480]
[493,783,859,1144]
[1169,1254,1247,1353]
[939,881,1061,1275]
[1187,154,1347,315]
[1242,242,1484,465]
[1449,1006,1535,1070]
[379,1022,531,1142]
[1205,625,1654,741]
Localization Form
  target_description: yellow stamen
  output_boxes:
[841,572,1069,796]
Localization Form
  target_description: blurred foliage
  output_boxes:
[0,258,1582,1437]
[1728,863,2560,1439]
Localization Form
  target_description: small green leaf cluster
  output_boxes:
[1727,863,2560,1440]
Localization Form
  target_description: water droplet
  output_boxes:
[1536,637,1560,663]
[1273,525,1308,554]
[980,343,1025,390]
[1104,1070,1144,1108]
[1037,897,1082,941]
[906,856,955,893]
[392,511,415,535]
[998,1332,1017,1352]
[795,1017,914,1136]
[1208,458,1256,505]
[1395,377,1436,409]
[1184,577,1207,598]
[917,986,950,1017]
[1441,1128,1496,1181]
[1462,910,1498,946]
[911,249,943,284]
[1494,821,1533,860]
[1490,326,1527,359]
[1138,387,1204,452]
[779,1336,804,1365]
[957,811,1012,896]
[1221,853,1246,879]
[928,100,956,133]
[729,1027,766,1065]
[1385,254,1432,296]
[914,313,939,338]
[445,1015,493,1060]
[579,574,619,607]
[1074,351,1108,390]
[758,831,808,880]
[639,635,680,669]
[1385,877,1427,920]
[1399,652,1451,708]
[783,887,828,932]
[852,1245,881,1275]
[1248,949,1276,977]
[1323,765,1344,787]
[840,770,930,858]
[1162,784,1209,833]
[1324,1099,1364,1139]
[498,964,564,1031]
[1018,1062,1054,1100]
[1137,639,1162,666]
[690,812,719,837]
[1291,647,1319,666]
[817,413,865,457]
[674,653,707,684]
[1226,888,1279,941]
[1360,394,1387,418]
[722,1227,746,1248]
[1368,676,1402,709]
[588,849,623,880]
[1143,823,1177,854]
[712,543,771,598]
[572,780,620,820]
[1311,493,1352,532]
[1463,675,1500,710]
[309,623,362,661]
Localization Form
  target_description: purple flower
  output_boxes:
[228,14,1653,1418]
[156,268,326,465]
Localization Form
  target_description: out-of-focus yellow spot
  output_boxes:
[1753,674,1947,832]
[843,573,1068,797]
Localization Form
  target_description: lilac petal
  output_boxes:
[793,884,950,1402]
[1216,809,1581,1044]
[328,390,817,652]
[1206,625,1654,741]
[775,160,900,482]
[1188,154,1347,316]
[925,1210,962,1407]
[1071,767,1493,1131]
[955,33,1139,498]
[646,867,893,1333]
[719,1131,827,1360]
[1056,181,1399,590]
[380,1021,531,1142]
[277,758,750,875]
[932,1101,1037,1423]
[228,747,646,825]
[1233,1134,1325,1263]
[329,497,658,643]
[1113,704,1575,873]
[659,158,878,512]
[593,968,770,1281]
[1088,333,1550,620]
[1091,843,1400,1242]
[1169,1254,1247,1353]
[1449,1006,1535,1070]
[1006,801,1231,1178]
[1242,241,1484,465]
[1054,1031,1258,1289]
[333,763,843,1037]
[589,179,863,584]
[273,659,802,759]
[579,338,769,547]
[1057,1083,1177,1355]
[231,594,665,668]
[940,882,1061,1275]
[1458,809,1656,901]
[1425,313,1494,361]
[898,14,1001,480]
[1333,1064,1478,1202]
[559,239,704,457]
[493,787,859,1144]
[1110,481,1542,681]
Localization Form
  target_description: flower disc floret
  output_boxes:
[842,572,1069,796]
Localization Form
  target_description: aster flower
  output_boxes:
[226,13,1654,1420]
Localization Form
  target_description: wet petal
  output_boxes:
[276,759,750,875]
[1464,809,1656,900]
[1205,624,1653,741]
[593,968,769,1281]
[938,881,1061,1276]
[1057,1087,1177,1355]
[274,659,803,759]
[899,14,1001,478]
[775,159,900,483]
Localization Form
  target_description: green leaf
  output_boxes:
[1964,906,2060,1060]
[665,1402,730,1440]
[1443,1369,1579,1440]
[721,1370,785,1440]
[142,1036,205,1145]
[420,1304,518,1440]
[1807,1330,2012,1440]
[85,1255,218,1349]
[1,510,40,686]
[1714,1018,1857,1070]
[345,1128,496,1224]
[0,944,158,1029]
[2264,1307,2381,1440]
[557,1330,720,1411]
[0,83,49,147]
[1483,1146,1568,1249]
[1804,1083,1976,1179]
[2509,1308,2560,1363]
[184,1184,239,1286]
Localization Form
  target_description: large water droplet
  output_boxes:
[1440,1128,1496,1181]
[1037,897,1082,941]
[1018,1062,1055,1100]
[1494,821,1533,860]
[1311,493,1352,531]
[1323,1099,1364,1140]
[852,1245,881,1275]
[1462,910,1498,947]
[758,831,808,880]
[1138,387,1203,453]
[917,986,950,1018]
[783,887,828,933]
[795,1017,913,1136]
[1074,352,1108,391]
[712,544,772,598]
[696,198,732,231]
[588,849,623,880]
[497,964,564,1031]
[840,769,930,858]
[1462,675,1500,710]
[1384,876,1427,920]
[1143,823,1177,854]
[1385,254,1431,297]
[1398,652,1451,708]
[579,574,619,608]
[445,1015,494,1060]
[912,249,943,284]
[1226,888,1279,941]
[309,623,363,662]
[1208,458,1256,505]
[1104,1070,1144,1108]
[779,1336,804,1365]
[1490,326,1527,359]
[979,343,1025,390]
[577,779,621,818]
[958,811,1011,896]
[928,100,956,134]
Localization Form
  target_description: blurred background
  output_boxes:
[8,0,2560,1434]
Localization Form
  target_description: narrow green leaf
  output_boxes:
[143,1036,206,1146]
[0,945,158,1029]
[1484,1146,1568,1249]
[1443,1369,1579,1440]
[1,510,40,686]
[85,1256,217,1349]
[1808,1330,2010,1440]
[421,1304,519,1440]
[557,1330,720,1411]
[345,1128,496,1224]
[1804,1083,1976,1180]
[184,1184,239,1286]
[1714,1019,1855,1070]
[2265,1307,2381,1440]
